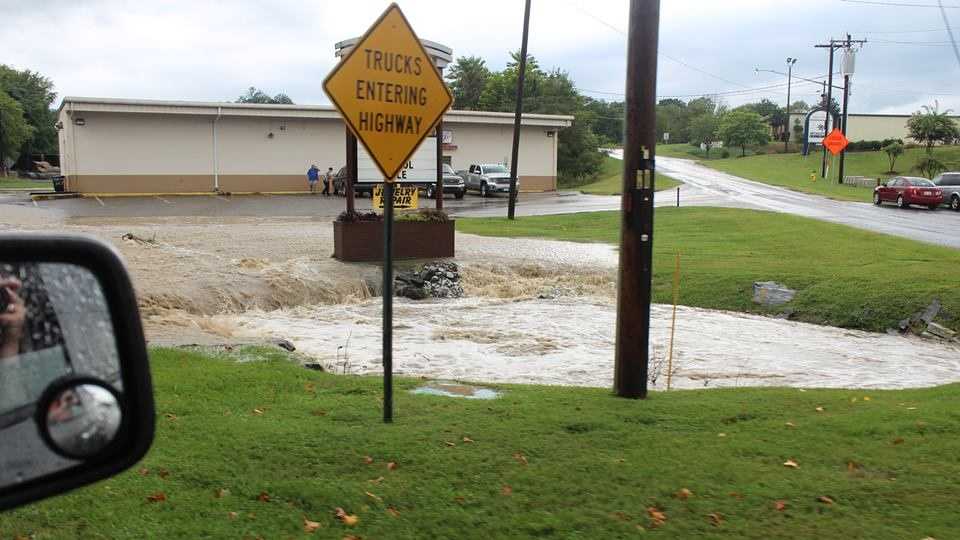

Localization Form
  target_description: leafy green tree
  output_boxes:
[718,110,770,157]
[583,98,623,146]
[0,89,35,167]
[687,113,719,157]
[907,102,960,154]
[883,141,904,173]
[656,98,688,143]
[236,87,293,104]
[0,65,57,157]
[445,56,490,111]
[789,100,810,113]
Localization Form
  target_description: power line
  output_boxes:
[940,0,960,68]
[871,38,954,44]
[560,0,750,88]
[859,27,948,33]
[840,0,960,7]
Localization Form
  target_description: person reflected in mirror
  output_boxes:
[0,276,25,359]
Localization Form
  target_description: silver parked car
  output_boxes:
[933,172,960,211]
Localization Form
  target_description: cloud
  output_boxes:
[4,0,957,113]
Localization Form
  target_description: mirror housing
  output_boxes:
[0,234,154,512]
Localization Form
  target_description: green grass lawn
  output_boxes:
[456,208,960,333]
[579,155,682,195]
[0,177,51,189]
[658,144,960,203]
[3,347,959,538]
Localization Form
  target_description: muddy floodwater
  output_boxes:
[4,210,959,390]
[226,297,960,390]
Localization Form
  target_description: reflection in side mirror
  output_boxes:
[39,379,123,460]
[0,235,154,513]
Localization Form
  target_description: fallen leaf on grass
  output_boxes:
[817,496,835,505]
[907,407,917,410]
[228,511,239,520]
[258,491,270,502]
[785,422,796,428]
[774,500,787,511]
[783,459,799,469]
[303,516,322,533]
[674,488,692,500]
[365,491,382,503]
[863,396,871,401]
[146,492,167,503]
[646,507,666,527]
[138,468,150,476]
[363,456,374,465]
[387,506,400,518]
[443,441,456,447]
[214,488,230,498]
[717,433,727,438]
[513,452,528,465]
[157,469,170,479]
[462,437,475,443]
[728,492,744,500]
[368,476,385,485]
[386,461,398,471]
[304,382,316,393]
[893,437,905,445]
[453,496,466,505]
[815,407,824,412]
[252,408,265,415]
[708,512,724,526]
[335,507,359,526]
[847,461,862,472]
[164,413,178,421]
[343,536,361,540]
[501,485,513,496]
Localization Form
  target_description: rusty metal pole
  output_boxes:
[614,0,659,399]
[435,67,444,210]
[345,127,357,213]
[507,0,531,220]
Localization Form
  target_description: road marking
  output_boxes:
[94,196,105,207]
[155,195,172,205]
[32,200,38,208]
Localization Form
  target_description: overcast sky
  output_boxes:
[4,0,959,114]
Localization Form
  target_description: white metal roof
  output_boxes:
[59,97,574,128]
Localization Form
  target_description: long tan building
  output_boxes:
[789,112,960,143]
[57,97,572,194]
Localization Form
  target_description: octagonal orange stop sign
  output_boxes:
[823,128,849,155]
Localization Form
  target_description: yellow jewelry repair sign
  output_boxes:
[372,184,419,210]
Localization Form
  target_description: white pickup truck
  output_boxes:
[458,163,516,197]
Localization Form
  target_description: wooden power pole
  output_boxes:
[614,0,660,399]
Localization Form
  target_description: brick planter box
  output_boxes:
[333,220,455,262]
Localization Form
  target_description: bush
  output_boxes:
[914,155,948,179]
[720,149,731,158]
[337,210,381,223]
[397,208,450,223]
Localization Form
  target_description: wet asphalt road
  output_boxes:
[657,156,960,250]
[2,157,958,248]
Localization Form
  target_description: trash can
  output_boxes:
[51,176,65,193]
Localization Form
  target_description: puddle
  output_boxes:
[411,382,502,400]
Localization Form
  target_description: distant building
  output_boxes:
[57,97,572,194]
[789,112,960,143]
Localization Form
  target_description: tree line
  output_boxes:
[0,65,58,171]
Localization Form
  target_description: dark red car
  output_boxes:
[873,176,943,210]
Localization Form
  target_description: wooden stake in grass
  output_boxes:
[667,251,681,391]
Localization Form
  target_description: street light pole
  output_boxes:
[784,57,796,153]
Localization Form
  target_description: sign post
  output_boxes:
[323,2,453,423]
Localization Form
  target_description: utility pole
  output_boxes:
[785,57,797,153]
[435,68,445,210]
[815,35,866,180]
[614,0,659,399]
[838,34,860,186]
[345,128,357,214]
[507,0,531,220]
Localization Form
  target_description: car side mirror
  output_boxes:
[0,235,154,512]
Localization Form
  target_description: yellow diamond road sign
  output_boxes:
[323,3,453,182]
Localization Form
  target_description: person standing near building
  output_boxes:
[322,167,334,196]
[306,164,320,194]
